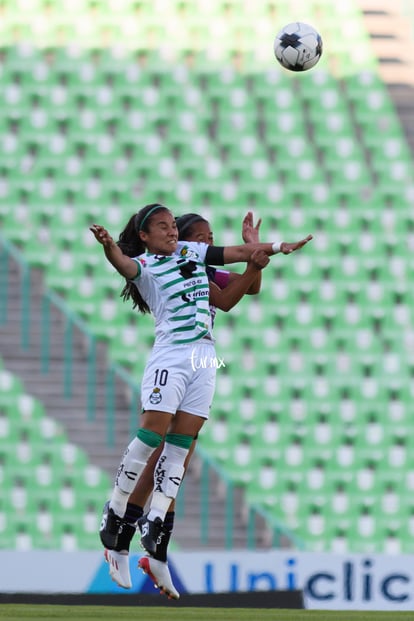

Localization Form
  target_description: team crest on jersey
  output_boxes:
[180,246,199,261]
[149,387,162,404]
[138,258,147,267]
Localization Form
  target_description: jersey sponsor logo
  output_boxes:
[181,288,209,303]
[183,277,204,288]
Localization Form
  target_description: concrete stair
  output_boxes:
[0,260,132,472]
[0,246,272,550]
[357,0,414,152]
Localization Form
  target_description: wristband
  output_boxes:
[272,241,282,254]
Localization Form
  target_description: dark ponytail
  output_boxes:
[118,203,169,314]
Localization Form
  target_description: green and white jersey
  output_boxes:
[131,241,212,345]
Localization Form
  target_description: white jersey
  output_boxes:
[131,241,213,345]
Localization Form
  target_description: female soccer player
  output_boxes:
[104,211,269,596]
[90,204,311,595]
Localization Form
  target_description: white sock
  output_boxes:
[147,491,174,522]
[109,436,158,517]
[147,442,188,523]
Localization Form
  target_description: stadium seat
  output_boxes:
[0,0,413,555]
[0,361,111,549]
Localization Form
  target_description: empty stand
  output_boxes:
[0,0,413,554]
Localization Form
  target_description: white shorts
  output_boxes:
[140,341,218,419]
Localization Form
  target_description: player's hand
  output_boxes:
[242,211,262,243]
[249,249,270,270]
[90,224,115,248]
[280,234,313,254]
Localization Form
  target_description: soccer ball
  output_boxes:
[273,22,323,72]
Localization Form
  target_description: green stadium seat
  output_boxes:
[0,0,414,554]
[0,360,113,550]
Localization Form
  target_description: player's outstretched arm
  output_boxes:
[210,249,270,312]
[90,224,138,280]
[280,235,313,254]
[222,234,313,264]
[242,211,262,244]
[240,211,262,295]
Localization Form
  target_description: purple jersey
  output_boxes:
[206,266,231,327]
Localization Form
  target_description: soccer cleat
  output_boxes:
[104,548,132,589]
[99,501,122,550]
[138,555,180,600]
[138,516,163,556]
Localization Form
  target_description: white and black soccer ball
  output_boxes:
[273,22,323,72]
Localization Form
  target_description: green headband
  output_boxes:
[139,205,165,230]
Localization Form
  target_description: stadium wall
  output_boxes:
[0,549,413,611]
